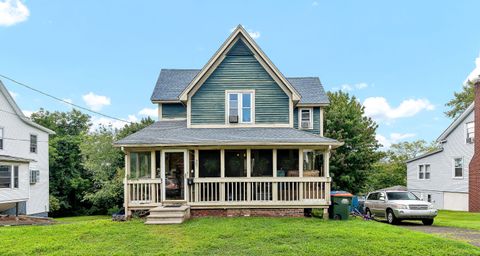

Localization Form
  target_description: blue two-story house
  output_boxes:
[115,25,343,224]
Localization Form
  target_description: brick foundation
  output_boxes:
[469,81,480,212]
[190,208,306,218]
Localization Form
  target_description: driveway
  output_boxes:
[399,221,480,247]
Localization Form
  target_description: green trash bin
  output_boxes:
[329,191,353,220]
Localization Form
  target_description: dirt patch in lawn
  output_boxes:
[0,215,55,227]
[401,222,480,247]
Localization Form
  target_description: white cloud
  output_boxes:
[138,107,157,118]
[8,90,18,99]
[230,26,261,39]
[82,92,111,111]
[466,52,480,83]
[91,115,138,131]
[312,1,319,6]
[363,97,435,122]
[0,0,29,26]
[376,133,416,148]
[333,82,369,92]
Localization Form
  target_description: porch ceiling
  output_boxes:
[115,121,342,148]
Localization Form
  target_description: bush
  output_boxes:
[49,195,61,212]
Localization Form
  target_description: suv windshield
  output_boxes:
[386,192,419,201]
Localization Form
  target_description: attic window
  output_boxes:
[227,91,254,124]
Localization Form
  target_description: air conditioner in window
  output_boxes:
[467,137,474,144]
[301,121,311,129]
[229,115,239,123]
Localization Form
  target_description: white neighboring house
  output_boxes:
[407,103,474,211]
[0,81,54,217]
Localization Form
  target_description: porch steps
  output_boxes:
[145,205,190,225]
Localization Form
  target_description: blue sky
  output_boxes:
[1,1,479,148]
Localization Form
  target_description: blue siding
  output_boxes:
[294,107,321,135]
[191,39,290,125]
[162,103,186,119]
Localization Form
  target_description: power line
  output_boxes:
[0,74,131,124]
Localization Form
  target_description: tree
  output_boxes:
[80,118,154,214]
[363,140,438,192]
[324,91,382,194]
[445,81,474,118]
[30,109,93,216]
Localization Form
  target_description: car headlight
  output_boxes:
[394,204,408,209]
[428,204,435,209]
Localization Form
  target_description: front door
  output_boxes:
[164,151,186,201]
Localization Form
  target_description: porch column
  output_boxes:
[272,149,278,202]
[324,146,331,177]
[150,151,156,204]
[220,149,225,202]
[194,149,199,203]
[246,149,251,201]
[124,152,131,218]
[299,149,304,201]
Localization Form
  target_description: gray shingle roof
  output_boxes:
[150,69,329,104]
[115,121,341,147]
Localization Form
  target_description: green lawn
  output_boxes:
[434,210,480,231]
[0,216,479,255]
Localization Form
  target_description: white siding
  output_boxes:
[407,110,473,210]
[0,91,50,215]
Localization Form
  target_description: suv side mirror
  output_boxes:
[379,196,385,201]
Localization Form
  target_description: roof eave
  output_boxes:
[436,103,474,142]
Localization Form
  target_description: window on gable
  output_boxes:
[299,108,313,129]
[0,128,3,150]
[454,158,463,178]
[227,92,253,124]
[418,164,431,180]
[466,122,474,144]
[30,134,37,153]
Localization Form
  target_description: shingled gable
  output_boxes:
[178,25,301,102]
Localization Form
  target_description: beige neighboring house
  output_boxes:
[0,80,54,217]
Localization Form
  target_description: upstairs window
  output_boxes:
[0,127,3,150]
[453,158,463,178]
[30,169,40,184]
[466,122,475,144]
[227,91,253,124]
[418,164,430,180]
[0,165,11,188]
[30,134,37,153]
[299,108,313,129]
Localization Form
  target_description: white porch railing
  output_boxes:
[188,177,330,207]
[125,178,162,208]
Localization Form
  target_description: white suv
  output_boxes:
[364,190,438,225]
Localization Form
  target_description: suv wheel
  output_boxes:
[387,209,398,225]
[422,219,434,226]
[366,208,373,219]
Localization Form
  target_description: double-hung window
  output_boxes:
[30,134,37,153]
[0,127,3,150]
[299,108,313,129]
[453,158,463,178]
[466,122,475,144]
[418,164,430,180]
[227,91,253,124]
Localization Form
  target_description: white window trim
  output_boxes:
[465,121,475,144]
[225,90,255,125]
[418,163,431,180]
[418,164,424,180]
[30,133,38,154]
[298,108,313,130]
[0,164,19,189]
[452,157,464,179]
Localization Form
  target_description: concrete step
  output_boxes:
[145,205,190,225]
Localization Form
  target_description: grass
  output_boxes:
[0,216,479,255]
[434,210,480,231]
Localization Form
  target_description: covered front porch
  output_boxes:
[123,146,333,217]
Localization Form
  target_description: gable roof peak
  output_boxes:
[178,26,301,102]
